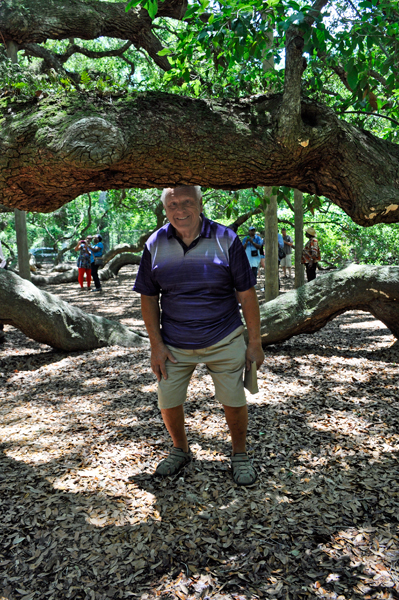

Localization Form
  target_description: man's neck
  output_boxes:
[175,217,202,247]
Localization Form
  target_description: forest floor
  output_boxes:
[1,266,399,600]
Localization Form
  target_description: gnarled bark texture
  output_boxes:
[1,92,399,226]
[0,269,148,351]
[260,264,399,346]
[0,0,187,71]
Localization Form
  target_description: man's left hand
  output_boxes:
[245,341,264,371]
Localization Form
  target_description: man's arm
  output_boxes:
[140,294,177,382]
[236,287,265,371]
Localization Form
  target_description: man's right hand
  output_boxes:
[150,342,178,382]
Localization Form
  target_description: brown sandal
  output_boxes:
[154,447,191,476]
[231,453,257,486]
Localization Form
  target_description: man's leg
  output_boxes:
[160,405,189,452]
[155,348,196,476]
[251,266,258,282]
[223,404,248,455]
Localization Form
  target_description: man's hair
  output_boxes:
[161,185,202,206]
[96,234,102,242]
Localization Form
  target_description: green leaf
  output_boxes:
[144,0,158,19]
[157,48,172,56]
[125,0,142,11]
[347,66,358,90]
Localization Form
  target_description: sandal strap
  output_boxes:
[231,453,257,486]
[155,447,191,476]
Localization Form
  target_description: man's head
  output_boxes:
[305,227,316,238]
[249,226,256,238]
[86,235,93,242]
[281,228,286,235]
[161,186,203,236]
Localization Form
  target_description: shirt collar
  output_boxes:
[166,213,211,239]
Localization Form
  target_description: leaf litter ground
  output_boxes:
[1,267,399,600]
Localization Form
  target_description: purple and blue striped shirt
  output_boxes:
[133,215,255,349]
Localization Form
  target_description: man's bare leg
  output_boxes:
[223,404,248,455]
[161,405,189,452]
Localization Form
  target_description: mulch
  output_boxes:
[1,266,399,600]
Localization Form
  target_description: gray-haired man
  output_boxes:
[134,186,264,486]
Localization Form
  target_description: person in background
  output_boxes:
[243,226,263,283]
[74,236,92,290]
[301,227,321,282]
[281,228,294,278]
[0,240,7,341]
[89,234,104,292]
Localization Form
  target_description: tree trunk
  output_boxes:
[264,190,279,302]
[0,269,148,351]
[259,263,399,345]
[294,189,305,288]
[6,40,31,282]
[1,93,399,227]
[30,253,141,286]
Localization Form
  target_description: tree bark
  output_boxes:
[1,92,398,226]
[1,0,187,71]
[294,189,305,288]
[264,190,279,302]
[6,39,31,282]
[0,269,148,351]
[259,264,399,346]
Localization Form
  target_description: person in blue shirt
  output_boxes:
[89,234,104,292]
[242,226,263,282]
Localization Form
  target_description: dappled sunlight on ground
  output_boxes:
[1,268,399,599]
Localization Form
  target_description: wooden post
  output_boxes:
[6,40,31,281]
[264,189,279,301]
[294,189,305,288]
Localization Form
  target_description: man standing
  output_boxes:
[89,235,104,292]
[134,186,264,486]
[242,226,263,283]
[301,227,321,282]
[281,228,294,278]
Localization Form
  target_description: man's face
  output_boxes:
[249,229,255,238]
[164,187,203,235]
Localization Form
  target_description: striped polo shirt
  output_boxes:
[133,215,255,349]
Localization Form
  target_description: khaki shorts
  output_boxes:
[280,255,292,267]
[158,326,246,409]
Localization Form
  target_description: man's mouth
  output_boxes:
[176,216,189,221]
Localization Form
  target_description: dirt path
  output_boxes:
[1,267,399,600]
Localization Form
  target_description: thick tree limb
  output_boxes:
[1,92,399,226]
[0,0,187,71]
[0,269,148,350]
[259,264,399,346]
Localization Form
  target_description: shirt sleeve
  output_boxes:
[133,246,161,296]
[229,236,256,291]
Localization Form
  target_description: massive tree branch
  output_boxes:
[0,0,187,71]
[1,92,399,226]
[260,264,399,346]
[0,269,148,350]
